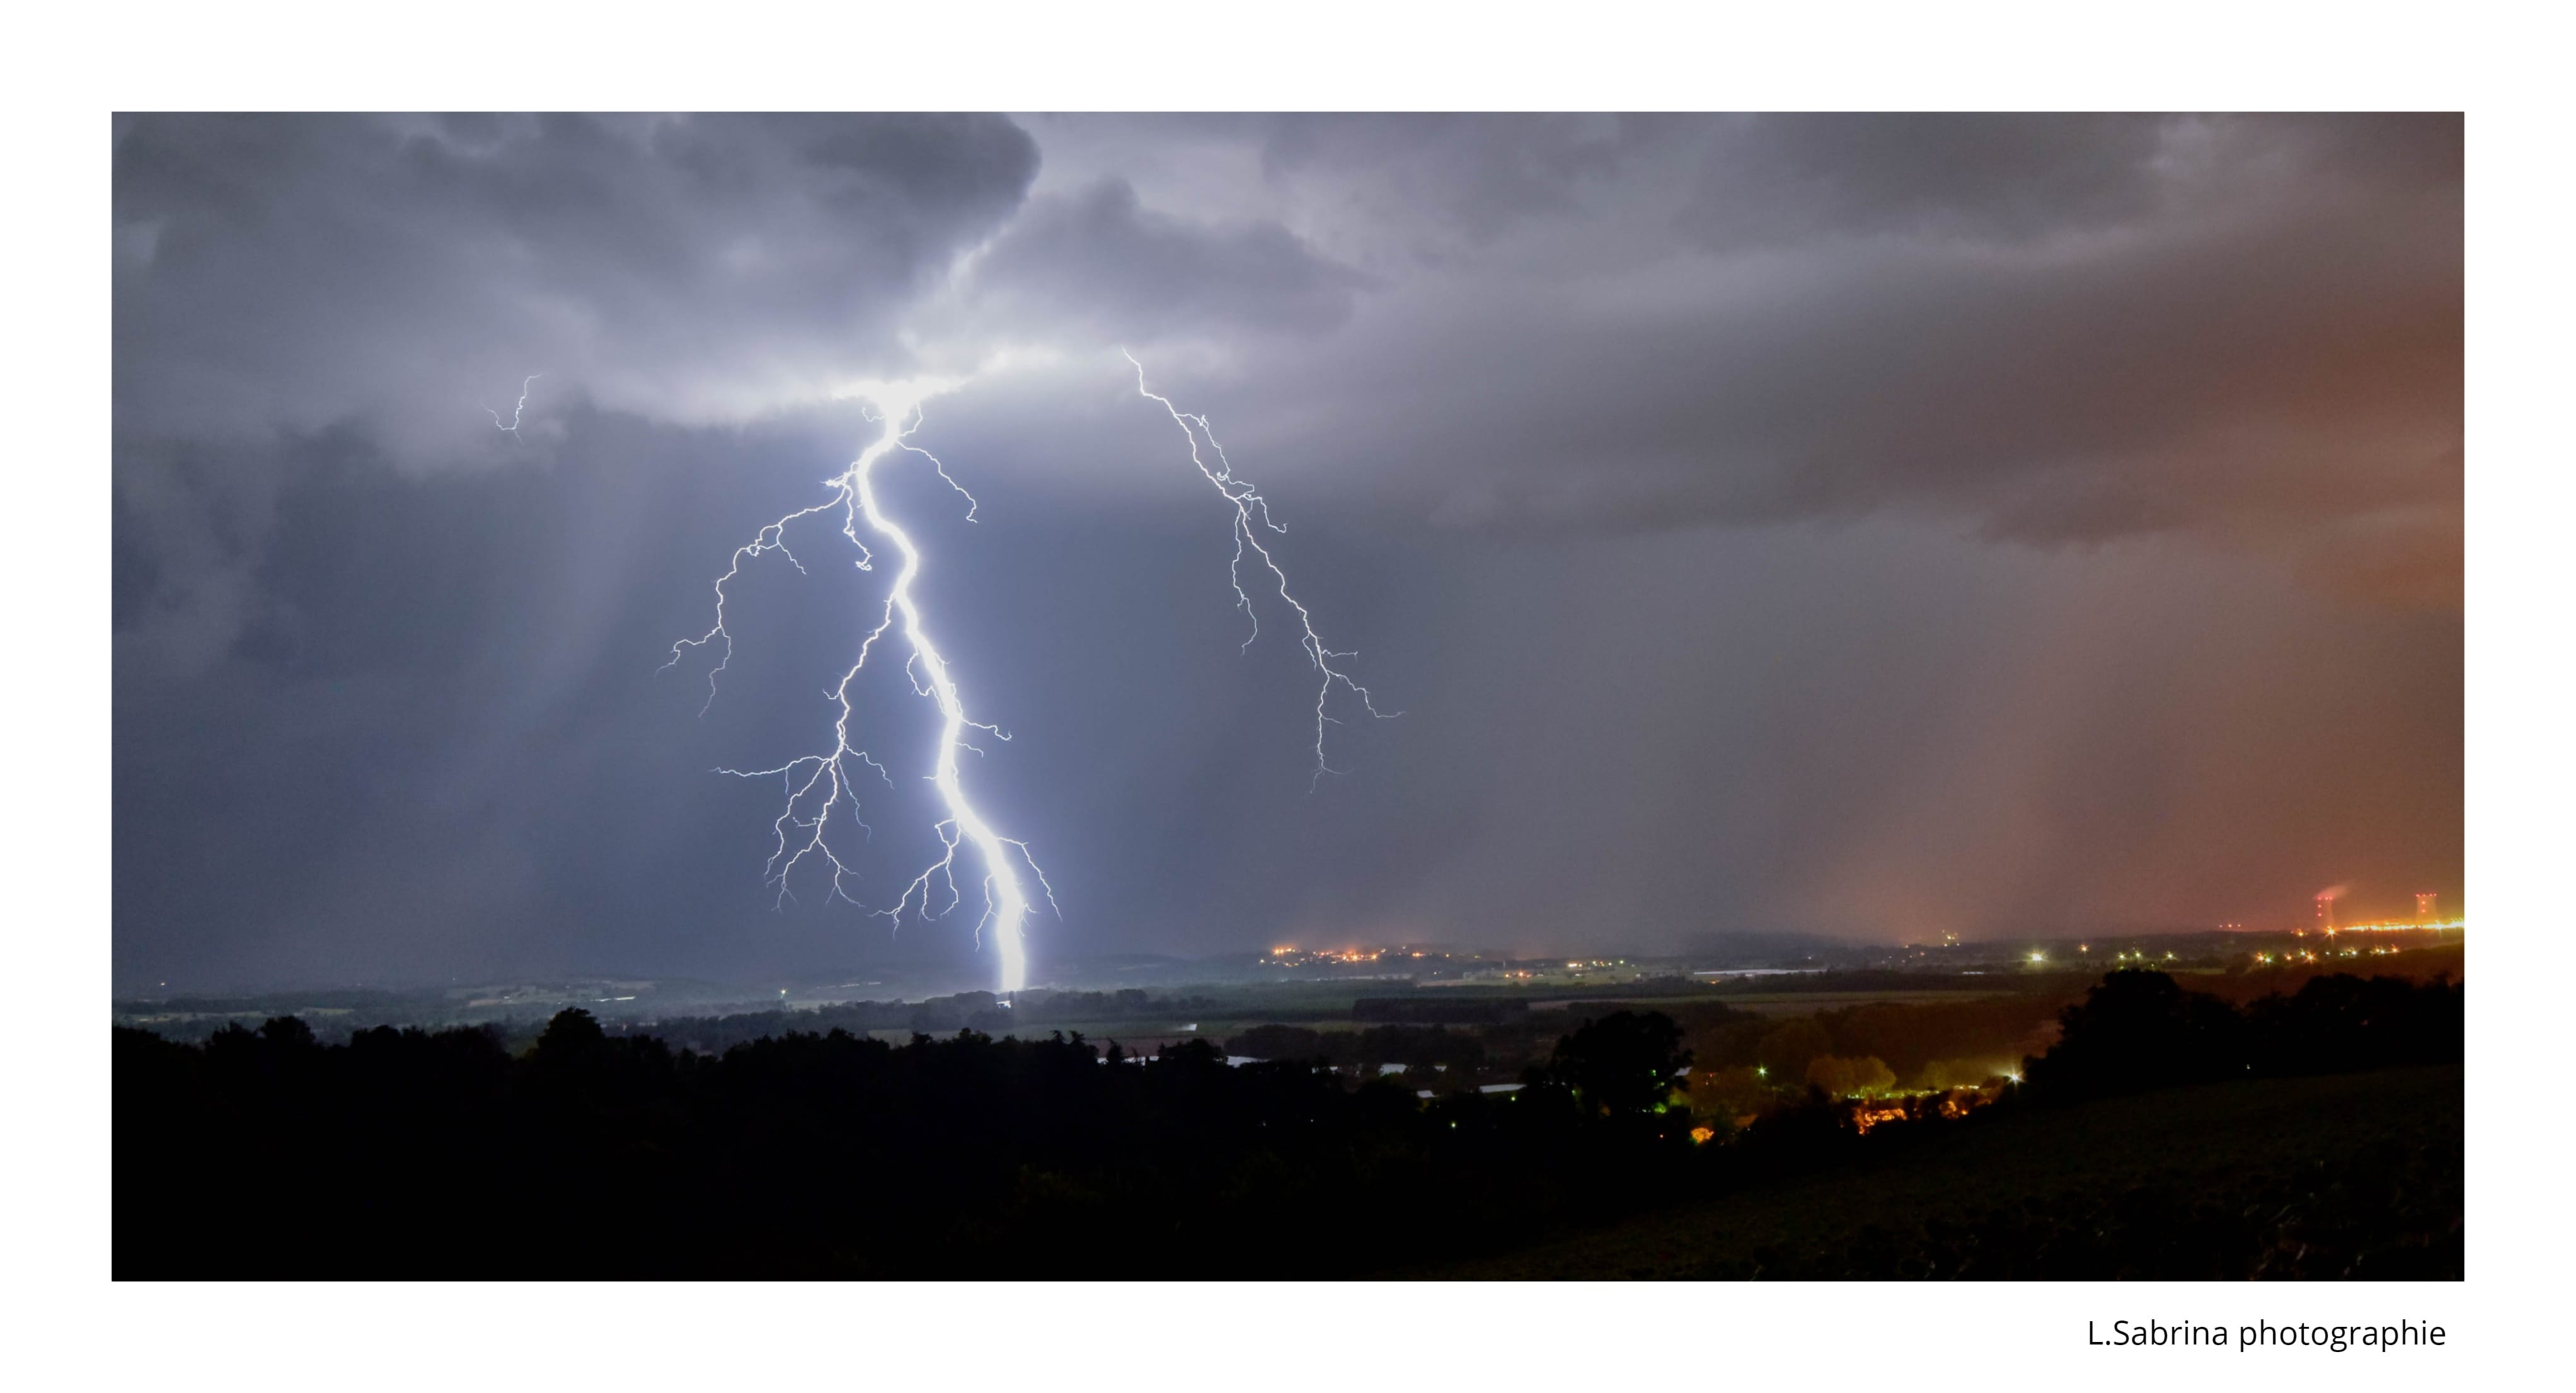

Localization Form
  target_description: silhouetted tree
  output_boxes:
[1805,1055,1897,1098]
[2248,973,2463,1074]
[1549,1011,1690,1117]
[2024,971,2245,1099]
[1756,1018,1831,1078]
[1224,1024,1330,1062]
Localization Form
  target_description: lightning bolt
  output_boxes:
[486,373,541,433]
[670,356,1388,995]
[667,387,1050,994]
[1124,351,1396,784]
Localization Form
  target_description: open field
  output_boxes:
[1676,989,2030,1017]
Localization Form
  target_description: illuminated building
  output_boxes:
[2417,892,2439,924]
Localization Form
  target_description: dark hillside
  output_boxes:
[1429,1065,2461,1278]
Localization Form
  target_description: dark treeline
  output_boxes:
[1641,970,2464,1279]
[1224,1023,1489,1072]
[115,972,2459,1278]
[120,1009,1709,1277]
[607,989,1312,1057]
[1686,994,2071,1084]
[2023,968,2464,1101]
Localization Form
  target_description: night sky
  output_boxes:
[111,115,2461,992]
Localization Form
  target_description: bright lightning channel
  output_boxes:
[1124,351,1396,783]
[665,387,1050,994]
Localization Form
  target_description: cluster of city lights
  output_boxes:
[1260,947,1647,978]
[1268,946,1384,965]
[2035,948,2189,964]
[2274,945,2416,963]
[1848,1102,1914,1135]
[1265,945,1451,966]
[2320,919,2466,934]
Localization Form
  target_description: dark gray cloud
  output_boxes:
[112,115,2461,992]
[1037,114,2461,609]
[963,176,1368,338]
[1256,113,1642,240]
[1393,183,2455,544]
[115,113,1040,450]
[1673,113,2173,247]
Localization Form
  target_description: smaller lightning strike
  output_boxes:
[1124,351,1397,784]
[668,389,1050,993]
[486,374,543,433]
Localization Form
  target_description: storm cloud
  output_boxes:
[115,113,1040,447]
[112,115,2461,990]
[1008,114,2459,603]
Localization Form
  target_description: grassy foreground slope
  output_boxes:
[1423,1065,2461,1279]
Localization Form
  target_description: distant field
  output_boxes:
[1420,1065,2463,1279]
[1687,989,2028,1016]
